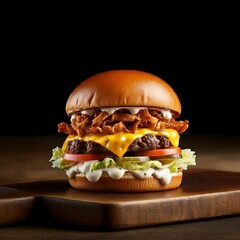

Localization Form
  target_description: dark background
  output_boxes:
[1,55,239,136]
[1,6,239,136]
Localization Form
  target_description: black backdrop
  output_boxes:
[1,53,239,136]
[1,1,240,137]
[1,7,239,136]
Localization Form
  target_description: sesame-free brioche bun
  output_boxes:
[66,70,181,118]
[68,172,183,192]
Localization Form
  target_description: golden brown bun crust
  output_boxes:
[68,172,183,192]
[66,70,181,117]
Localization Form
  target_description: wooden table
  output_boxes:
[0,134,240,239]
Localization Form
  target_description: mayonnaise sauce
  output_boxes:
[66,160,174,185]
[71,107,172,120]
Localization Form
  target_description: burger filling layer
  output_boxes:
[49,108,196,183]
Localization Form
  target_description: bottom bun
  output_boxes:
[68,172,183,192]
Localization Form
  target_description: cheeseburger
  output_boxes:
[50,69,196,192]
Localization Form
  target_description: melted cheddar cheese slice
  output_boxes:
[62,128,179,157]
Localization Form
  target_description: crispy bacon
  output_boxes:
[137,109,158,129]
[128,120,141,133]
[58,122,75,135]
[111,112,139,122]
[58,109,189,137]
[165,119,189,133]
[86,125,102,134]
[92,111,109,126]
[72,116,90,137]
[113,122,129,133]
[149,110,165,121]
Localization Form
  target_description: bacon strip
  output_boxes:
[58,122,75,135]
[112,112,139,122]
[165,119,189,133]
[92,111,109,126]
[137,109,158,129]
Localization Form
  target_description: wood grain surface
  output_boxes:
[0,134,240,238]
[1,169,240,230]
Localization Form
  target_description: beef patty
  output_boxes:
[66,134,172,155]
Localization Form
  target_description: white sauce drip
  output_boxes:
[160,109,172,120]
[71,107,172,121]
[66,161,173,185]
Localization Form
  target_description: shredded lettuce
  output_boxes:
[49,146,75,169]
[115,157,163,171]
[91,157,117,171]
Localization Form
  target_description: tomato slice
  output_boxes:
[63,147,181,162]
[63,152,113,162]
[128,147,182,157]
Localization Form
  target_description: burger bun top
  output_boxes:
[66,70,181,118]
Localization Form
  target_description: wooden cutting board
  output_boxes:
[0,169,240,230]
